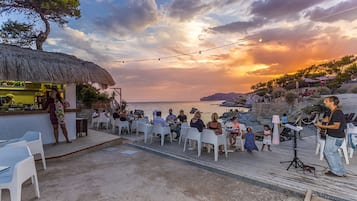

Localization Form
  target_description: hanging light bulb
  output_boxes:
[198,50,202,54]
[258,38,263,43]
[158,58,161,61]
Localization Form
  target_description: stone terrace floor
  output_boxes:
[123,132,357,201]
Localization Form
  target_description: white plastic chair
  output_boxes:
[201,129,228,161]
[137,122,153,144]
[133,118,148,136]
[0,146,40,201]
[183,127,201,157]
[347,123,357,158]
[116,120,130,136]
[236,123,246,151]
[20,131,46,170]
[315,130,349,164]
[178,122,189,144]
[315,129,326,161]
[3,132,46,170]
[91,116,99,128]
[96,112,110,130]
[151,124,172,146]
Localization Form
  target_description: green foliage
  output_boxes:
[285,92,298,106]
[335,88,347,94]
[348,86,357,94]
[317,87,331,95]
[271,87,286,98]
[0,0,81,50]
[256,88,267,97]
[302,99,326,114]
[0,20,37,47]
[76,84,110,108]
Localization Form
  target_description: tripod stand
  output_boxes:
[280,129,305,171]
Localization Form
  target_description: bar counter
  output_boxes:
[0,109,80,144]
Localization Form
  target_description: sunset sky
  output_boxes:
[2,0,357,102]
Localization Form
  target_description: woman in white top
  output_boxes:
[261,125,272,151]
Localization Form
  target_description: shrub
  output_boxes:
[272,87,286,98]
[76,84,110,108]
[256,88,267,97]
[285,91,298,106]
[317,86,331,95]
[348,86,357,93]
[335,88,347,94]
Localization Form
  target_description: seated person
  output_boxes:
[119,110,128,121]
[281,113,288,125]
[207,112,222,135]
[172,109,187,140]
[166,108,177,123]
[113,108,120,120]
[207,113,223,152]
[243,127,259,153]
[127,110,135,120]
[177,109,187,123]
[228,117,240,146]
[190,111,205,132]
[101,110,110,118]
[92,109,99,119]
[153,111,169,127]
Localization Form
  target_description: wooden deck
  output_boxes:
[126,134,357,201]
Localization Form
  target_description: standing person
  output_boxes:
[315,96,346,177]
[261,125,272,151]
[243,127,259,153]
[44,87,71,144]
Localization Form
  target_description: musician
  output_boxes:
[315,96,346,177]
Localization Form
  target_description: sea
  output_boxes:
[126,101,249,123]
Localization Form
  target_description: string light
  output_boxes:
[114,38,255,64]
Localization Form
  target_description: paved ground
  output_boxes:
[2,145,301,201]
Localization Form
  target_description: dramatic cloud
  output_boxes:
[243,25,357,75]
[168,0,238,21]
[251,0,324,20]
[23,0,356,101]
[46,26,113,62]
[94,0,159,35]
[306,0,357,22]
[210,17,266,33]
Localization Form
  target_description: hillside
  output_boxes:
[251,55,357,93]
[200,92,243,101]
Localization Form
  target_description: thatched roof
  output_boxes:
[0,44,115,87]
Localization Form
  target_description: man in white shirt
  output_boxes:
[153,111,169,127]
[166,108,177,123]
